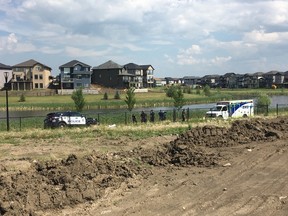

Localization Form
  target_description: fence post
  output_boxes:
[276,104,279,117]
[125,112,127,125]
[173,109,176,122]
[265,104,269,116]
[97,113,100,124]
[187,108,190,121]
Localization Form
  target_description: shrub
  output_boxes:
[103,92,108,100]
[114,91,121,99]
[71,88,86,112]
[18,94,26,102]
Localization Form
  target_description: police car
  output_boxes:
[44,111,98,128]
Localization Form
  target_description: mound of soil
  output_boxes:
[0,117,287,215]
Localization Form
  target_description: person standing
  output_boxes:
[140,111,147,123]
[132,114,137,124]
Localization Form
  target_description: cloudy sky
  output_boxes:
[0,0,288,77]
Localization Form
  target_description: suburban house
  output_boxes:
[92,60,155,89]
[263,71,285,88]
[140,65,154,88]
[59,60,91,89]
[183,76,201,87]
[154,78,166,87]
[123,63,144,88]
[165,77,184,85]
[91,60,128,88]
[201,74,220,88]
[218,73,237,88]
[0,63,12,89]
[11,59,51,90]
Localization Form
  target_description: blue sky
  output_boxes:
[0,0,288,77]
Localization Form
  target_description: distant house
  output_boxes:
[263,71,285,87]
[91,60,128,88]
[59,60,91,89]
[201,74,220,88]
[140,65,154,88]
[0,63,12,89]
[165,77,183,85]
[124,63,144,88]
[183,76,201,87]
[219,73,237,88]
[154,78,166,87]
[92,60,154,89]
[11,59,51,90]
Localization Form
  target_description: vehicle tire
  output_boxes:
[217,115,223,119]
[243,114,248,118]
[58,122,66,128]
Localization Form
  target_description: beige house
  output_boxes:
[11,59,52,90]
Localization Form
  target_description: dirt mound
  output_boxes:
[0,153,150,216]
[1,117,287,215]
[135,117,288,167]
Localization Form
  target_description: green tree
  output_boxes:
[203,85,211,97]
[124,87,136,111]
[165,85,178,98]
[71,88,86,112]
[256,93,271,115]
[172,88,185,110]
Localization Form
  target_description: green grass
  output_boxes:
[1,88,286,111]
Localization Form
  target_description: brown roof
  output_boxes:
[13,59,51,70]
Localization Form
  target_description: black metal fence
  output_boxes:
[0,104,287,131]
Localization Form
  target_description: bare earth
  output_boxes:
[1,117,288,216]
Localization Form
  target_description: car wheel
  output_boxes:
[58,122,66,128]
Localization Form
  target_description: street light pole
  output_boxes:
[4,72,10,131]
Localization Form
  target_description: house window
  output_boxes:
[35,66,43,71]
[40,83,43,88]
[34,75,38,79]
[35,83,39,88]
[39,74,43,80]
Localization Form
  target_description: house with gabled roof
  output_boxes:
[11,59,51,90]
[59,60,91,89]
[92,60,128,88]
[0,63,12,89]
[263,71,285,87]
[92,60,155,89]
[124,63,144,88]
[201,74,220,88]
[140,65,154,88]
[183,76,201,87]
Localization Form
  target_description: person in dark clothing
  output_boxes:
[132,114,137,123]
[140,111,147,123]
[150,110,155,122]
[158,110,164,121]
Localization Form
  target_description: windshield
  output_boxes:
[210,106,223,111]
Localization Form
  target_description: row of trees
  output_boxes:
[71,87,137,112]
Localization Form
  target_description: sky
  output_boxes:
[0,0,288,78]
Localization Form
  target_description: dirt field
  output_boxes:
[1,117,288,216]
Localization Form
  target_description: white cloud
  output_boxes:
[211,56,232,65]
[243,28,288,44]
[1,0,288,76]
